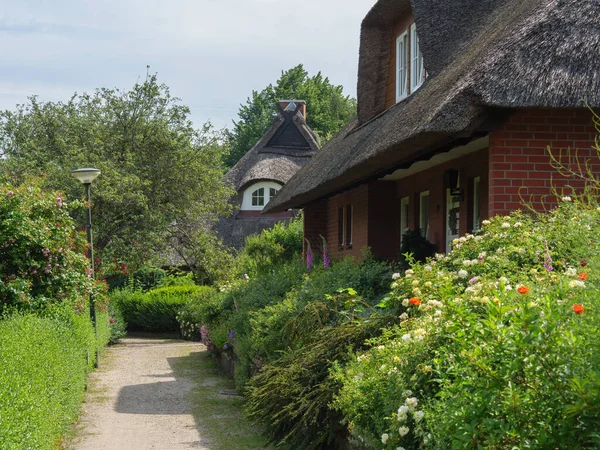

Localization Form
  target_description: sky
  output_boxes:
[0,0,372,130]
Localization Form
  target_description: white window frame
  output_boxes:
[473,177,481,232]
[396,31,409,102]
[241,181,282,211]
[400,196,410,246]
[410,24,424,93]
[419,191,430,240]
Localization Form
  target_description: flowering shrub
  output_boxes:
[0,180,100,312]
[334,199,600,449]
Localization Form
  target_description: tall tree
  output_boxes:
[0,74,234,271]
[225,64,356,168]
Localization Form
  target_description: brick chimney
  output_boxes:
[279,100,306,119]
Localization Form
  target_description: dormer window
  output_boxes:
[241,181,282,211]
[252,188,265,207]
[395,23,425,103]
[396,31,408,102]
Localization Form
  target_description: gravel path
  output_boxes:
[71,337,267,450]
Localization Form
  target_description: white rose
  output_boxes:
[381,433,389,444]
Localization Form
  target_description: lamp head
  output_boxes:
[72,168,101,184]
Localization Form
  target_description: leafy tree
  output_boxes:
[225,64,356,168]
[0,74,235,273]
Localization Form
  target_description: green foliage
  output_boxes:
[334,199,600,449]
[0,307,99,449]
[246,319,383,450]
[108,300,127,344]
[112,284,215,332]
[0,74,234,270]
[400,229,437,265]
[225,65,356,168]
[0,179,103,314]
[237,214,304,276]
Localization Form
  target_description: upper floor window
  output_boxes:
[241,181,282,211]
[410,24,425,92]
[396,31,409,102]
[252,188,265,207]
[396,24,425,103]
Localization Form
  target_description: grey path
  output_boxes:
[72,337,210,450]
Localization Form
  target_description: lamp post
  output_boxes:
[72,168,101,367]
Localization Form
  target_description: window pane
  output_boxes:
[338,207,344,247]
[269,188,278,200]
[420,192,430,240]
[252,188,265,206]
[346,205,353,246]
[397,33,408,100]
[473,178,481,231]
[411,24,424,91]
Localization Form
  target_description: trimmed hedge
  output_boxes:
[0,307,102,450]
[112,285,214,332]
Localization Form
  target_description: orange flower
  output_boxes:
[572,304,585,315]
[409,297,421,306]
[517,285,530,295]
[578,272,587,281]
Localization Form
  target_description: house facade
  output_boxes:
[264,0,600,261]
[217,100,319,249]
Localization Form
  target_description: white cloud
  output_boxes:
[0,0,369,128]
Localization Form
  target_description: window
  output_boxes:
[420,191,430,240]
[410,24,424,92]
[345,204,353,247]
[400,196,410,245]
[337,205,354,249]
[472,177,481,231]
[252,188,265,207]
[396,31,408,102]
[241,181,283,210]
[338,207,344,248]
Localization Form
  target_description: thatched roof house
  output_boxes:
[217,100,319,249]
[265,0,600,261]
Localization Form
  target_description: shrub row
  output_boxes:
[0,306,109,450]
[187,194,600,449]
[112,284,215,332]
[180,217,396,449]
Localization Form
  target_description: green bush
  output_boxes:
[237,214,303,276]
[107,300,127,343]
[0,179,100,313]
[112,284,214,332]
[0,308,97,449]
[245,289,387,450]
[333,200,600,449]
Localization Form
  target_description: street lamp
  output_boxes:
[72,168,101,367]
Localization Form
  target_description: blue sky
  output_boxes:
[0,0,371,129]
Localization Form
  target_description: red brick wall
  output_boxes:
[303,198,328,257]
[395,148,489,253]
[489,108,599,217]
[324,185,369,261]
[368,181,400,260]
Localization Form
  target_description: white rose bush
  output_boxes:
[332,196,600,449]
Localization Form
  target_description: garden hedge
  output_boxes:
[0,307,107,450]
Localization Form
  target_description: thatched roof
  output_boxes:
[225,104,319,191]
[265,0,600,213]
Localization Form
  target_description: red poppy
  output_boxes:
[109,317,115,324]
[409,297,421,306]
[578,272,587,281]
[572,304,584,315]
[517,285,530,295]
